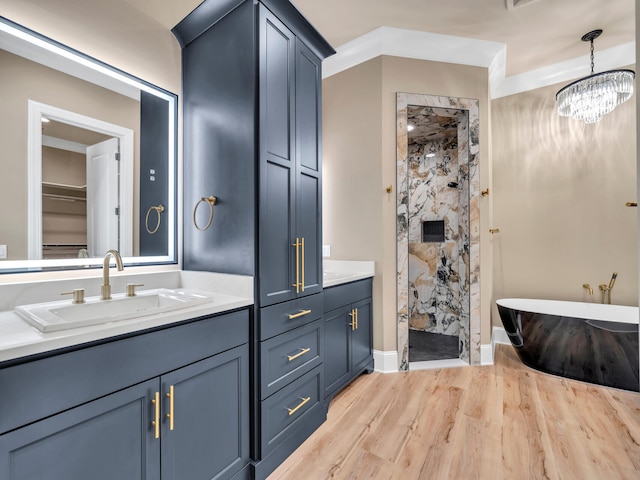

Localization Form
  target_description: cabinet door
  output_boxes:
[161,344,249,480]
[323,305,352,399]
[295,41,322,298]
[351,298,373,372]
[259,6,297,307]
[0,379,159,480]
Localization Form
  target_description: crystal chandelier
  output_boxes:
[556,29,635,124]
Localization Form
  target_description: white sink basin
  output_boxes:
[16,288,214,333]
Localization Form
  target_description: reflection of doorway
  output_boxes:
[27,101,134,259]
[41,122,112,259]
[86,138,120,256]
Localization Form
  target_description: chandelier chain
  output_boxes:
[590,38,594,75]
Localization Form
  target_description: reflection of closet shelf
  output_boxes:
[43,193,87,202]
[42,182,87,202]
[42,181,87,191]
[43,243,88,248]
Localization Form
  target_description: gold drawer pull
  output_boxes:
[287,347,311,362]
[152,391,160,439]
[166,385,174,431]
[287,396,311,416]
[288,309,311,320]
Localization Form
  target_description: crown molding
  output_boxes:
[322,27,636,99]
[493,41,636,98]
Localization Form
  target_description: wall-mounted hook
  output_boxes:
[625,201,637,207]
[386,185,393,193]
[489,228,500,234]
[481,188,489,197]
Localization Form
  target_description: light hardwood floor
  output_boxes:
[267,344,640,480]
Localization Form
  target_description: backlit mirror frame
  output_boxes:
[0,16,178,273]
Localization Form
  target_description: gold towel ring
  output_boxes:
[194,196,217,231]
[145,204,165,234]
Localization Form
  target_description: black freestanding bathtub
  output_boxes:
[496,298,639,392]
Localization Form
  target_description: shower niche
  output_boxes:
[422,220,445,243]
[396,93,480,370]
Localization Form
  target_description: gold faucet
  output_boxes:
[101,249,124,300]
[582,283,593,296]
[598,272,618,304]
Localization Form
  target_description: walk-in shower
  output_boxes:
[396,93,481,370]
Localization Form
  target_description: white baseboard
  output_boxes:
[480,344,493,365]
[492,326,510,345]
[480,327,511,365]
[373,349,399,373]
[480,326,510,366]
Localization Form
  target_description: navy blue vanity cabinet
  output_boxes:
[323,279,374,401]
[173,1,334,478]
[258,8,323,307]
[0,379,160,479]
[0,310,251,480]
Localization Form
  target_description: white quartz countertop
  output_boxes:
[0,270,253,364]
[323,260,375,288]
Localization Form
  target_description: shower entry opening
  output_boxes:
[396,92,481,371]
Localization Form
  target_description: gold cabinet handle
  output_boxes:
[348,309,356,331]
[626,202,637,207]
[165,385,174,431]
[287,396,311,416]
[288,309,311,319]
[355,308,359,330]
[287,347,311,362]
[292,238,301,293]
[152,391,160,439]
[301,237,305,292]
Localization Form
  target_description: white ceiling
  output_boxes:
[125,0,635,77]
[4,0,633,82]
[290,0,635,77]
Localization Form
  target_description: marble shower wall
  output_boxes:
[397,93,480,370]
[408,137,461,338]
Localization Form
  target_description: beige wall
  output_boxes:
[0,50,140,260]
[323,55,492,351]
[0,0,181,93]
[491,73,638,322]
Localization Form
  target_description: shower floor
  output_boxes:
[409,330,459,362]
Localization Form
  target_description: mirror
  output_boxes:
[0,16,177,272]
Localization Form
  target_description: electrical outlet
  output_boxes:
[0,245,6,259]
[322,245,331,257]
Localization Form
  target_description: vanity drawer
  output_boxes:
[260,365,322,456]
[259,293,323,340]
[260,320,322,400]
[324,278,372,313]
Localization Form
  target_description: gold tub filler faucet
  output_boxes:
[598,272,618,304]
